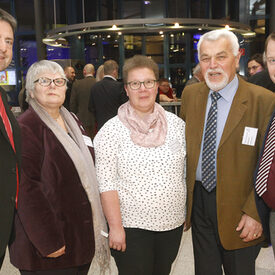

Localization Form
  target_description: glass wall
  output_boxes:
[0,0,271,104]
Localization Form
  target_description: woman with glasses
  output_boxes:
[9,60,110,275]
[94,55,186,275]
[247,53,264,77]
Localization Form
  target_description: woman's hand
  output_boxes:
[46,245,66,258]
[109,225,126,252]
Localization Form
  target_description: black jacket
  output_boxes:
[0,89,21,258]
[88,76,128,130]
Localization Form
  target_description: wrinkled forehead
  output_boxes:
[266,39,275,57]
[200,38,233,56]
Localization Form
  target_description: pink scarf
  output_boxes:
[118,101,168,147]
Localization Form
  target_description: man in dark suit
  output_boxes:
[88,60,128,131]
[248,69,275,92]
[254,32,275,255]
[0,9,21,269]
[180,29,275,275]
[63,66,75,110]
[70,63,96,139]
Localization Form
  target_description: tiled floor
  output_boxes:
[1,230,274,274]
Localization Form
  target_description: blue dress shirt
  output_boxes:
[196,75,239,181]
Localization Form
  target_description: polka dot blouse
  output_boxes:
[94,111,186,231]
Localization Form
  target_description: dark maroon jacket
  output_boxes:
[9,107,95,270]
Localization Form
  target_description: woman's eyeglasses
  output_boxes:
[126,80,157,90]
[34,77,67,87]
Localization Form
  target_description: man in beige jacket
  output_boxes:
[180,29,275,275]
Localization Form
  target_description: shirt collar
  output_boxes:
[210,74,238,103]
[104,75,117,81]
[85,74,94,77]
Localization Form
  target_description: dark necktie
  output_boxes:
[202,92,221,192]
[255,115,275,196]
[0,93,19,207]
[0,94,14,150]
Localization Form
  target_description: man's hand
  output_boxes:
[47,245,65,258]
[236,214,263,242]
[109,225,126,252]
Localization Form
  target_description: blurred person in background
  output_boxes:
[185,64,204,86]
[70,63,96,139]
[247,53,264,76]
[96,64,104,82]
[89,60,128,131]
[158,78,177,102]
[63,66,76,110]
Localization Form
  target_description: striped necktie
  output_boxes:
[202,92,221,192]
[255,115,275,196]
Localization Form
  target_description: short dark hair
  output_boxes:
[248,53,264,68]
[0,8,17,33]
[104,60,118,75]
[159,78,169,85]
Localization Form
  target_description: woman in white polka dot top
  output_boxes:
[94,55,186,275]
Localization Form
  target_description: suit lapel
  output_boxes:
[196,83,209,139]
[0,89,20,155]
[0,89,11,145]
[218,77,248,149]
[189,83,209,161]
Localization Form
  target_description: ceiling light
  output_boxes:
[225,25,230,30]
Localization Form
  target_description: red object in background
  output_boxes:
[240,48,245,56]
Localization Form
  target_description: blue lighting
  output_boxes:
[193,34,201,40]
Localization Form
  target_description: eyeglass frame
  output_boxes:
[126,79,158,90]
[34,77,67,87]
[247,65,261,72]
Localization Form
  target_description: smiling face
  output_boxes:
[124,67,158,117]
[31,72,66,112]
[0,20,14,72]
[199,37,240,91]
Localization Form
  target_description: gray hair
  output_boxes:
[84,63,95,74]
[0,8,17,33]
[192,64,201,74]
[25,60,66,102]
[197,29,240,60]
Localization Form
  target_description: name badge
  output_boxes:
[170,140,181,153]
[242,127,258,146]
[82,135,93,147]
